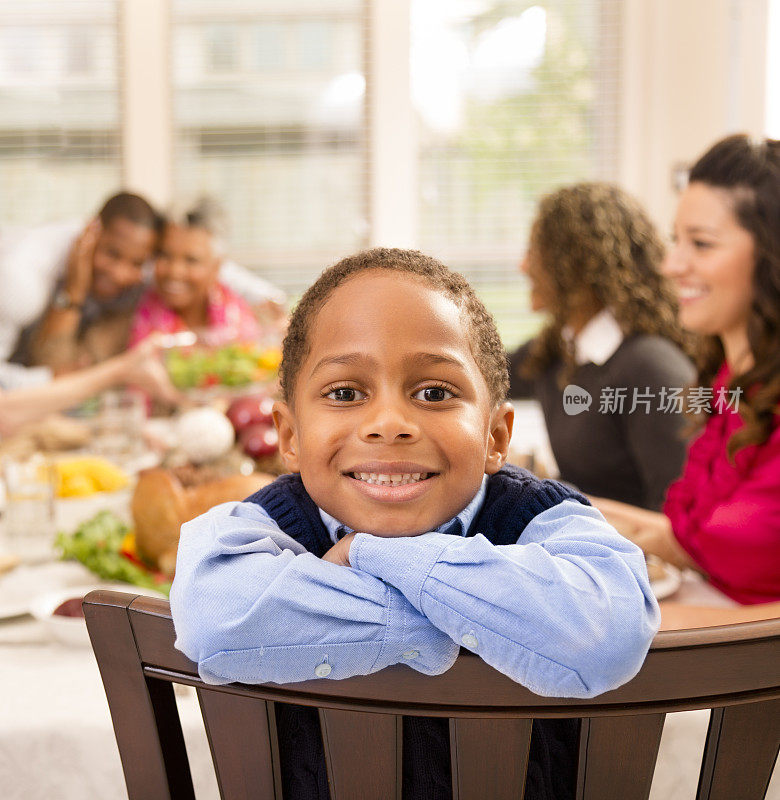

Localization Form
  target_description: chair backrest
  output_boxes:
[84,590,780,800]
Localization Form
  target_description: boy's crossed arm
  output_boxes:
[171,502,459,686]
[171,500,659,698]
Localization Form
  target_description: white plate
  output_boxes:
[649,560,682,600]
[30,583,167,647]
[0,562,40,619]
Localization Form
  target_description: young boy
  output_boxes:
[171,248,659,800]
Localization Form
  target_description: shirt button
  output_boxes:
[314,663,332,678]
[402,650,419,660]
[461,633,479,649]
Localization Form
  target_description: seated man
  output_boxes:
[2,192,285,372]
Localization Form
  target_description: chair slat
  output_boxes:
[84,594,195,800]
[697,698,780,800]
[450,717,532,800]
[319,708,402,800]
[576,714,665,800]
[197,687,281,800]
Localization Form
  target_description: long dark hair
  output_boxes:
[687,134,780,458]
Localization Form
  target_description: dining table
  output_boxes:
[1,404,778,800]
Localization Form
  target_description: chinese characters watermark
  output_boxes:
[563,385,742,416]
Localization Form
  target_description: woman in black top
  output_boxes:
[509,182,695,510]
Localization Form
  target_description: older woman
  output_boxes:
[594,134,780,607]
[129,198,259,347]
[509,183,695,510]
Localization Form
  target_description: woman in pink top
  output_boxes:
[594,134,780,606]
[129,198,259,348]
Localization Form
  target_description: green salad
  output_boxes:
[165,343,280,390]
[56,511,171,595]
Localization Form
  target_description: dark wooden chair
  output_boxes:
[84,590,780,800]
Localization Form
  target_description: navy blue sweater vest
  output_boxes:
[244,466,588,800]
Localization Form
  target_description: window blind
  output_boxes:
[0,0,121,227]
[171,0,369,299]
[412,0,622,347]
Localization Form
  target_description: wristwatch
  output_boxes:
[52,288,84,311]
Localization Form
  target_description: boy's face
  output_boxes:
[274,271,513,537]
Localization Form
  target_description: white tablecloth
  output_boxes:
[0,561,220,800]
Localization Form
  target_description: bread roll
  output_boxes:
[132,468,273,575]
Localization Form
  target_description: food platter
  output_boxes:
[647,555,682,600]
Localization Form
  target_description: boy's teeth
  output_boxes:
[355,472,428,486]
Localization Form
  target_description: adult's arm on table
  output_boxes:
[659,600,780,630]
[589,495,698,570]
[0,337,179,437]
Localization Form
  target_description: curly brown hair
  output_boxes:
[279,247,509,406]
[686,134,780,458]
[522,182,687,382]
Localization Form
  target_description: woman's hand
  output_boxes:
[590,496,698,570]
[321,533,356,567]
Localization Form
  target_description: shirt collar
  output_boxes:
[318,475,489,545]
[561,307,624,366]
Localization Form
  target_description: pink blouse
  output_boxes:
[664,365,780,604]
[129,283,259,348]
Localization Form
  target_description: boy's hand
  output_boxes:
[322,533,356,567]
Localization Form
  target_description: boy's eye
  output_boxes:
[693,239,713,250]
[326,386,365,402]
[413,386,454,402]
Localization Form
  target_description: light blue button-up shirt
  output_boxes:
[170,488,660,699]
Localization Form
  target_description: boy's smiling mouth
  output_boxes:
[343,462,439,501]
[349,472,434,486]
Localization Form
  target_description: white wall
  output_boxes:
[619,0,769,229]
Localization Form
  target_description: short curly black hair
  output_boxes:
[280,247,509,406]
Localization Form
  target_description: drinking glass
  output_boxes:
[1,455,56,563]
[93,390,145,466]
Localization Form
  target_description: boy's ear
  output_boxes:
[484,402,514,475]
[272,401,300,473]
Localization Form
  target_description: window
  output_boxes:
[171,0,368,298]
[412,0,621,347]
[0,1,120,226]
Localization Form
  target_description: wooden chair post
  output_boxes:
[449,718,533,800]
[319,708,403,800]
[83,591,195,800]
[576,714,666,800]
[197,688,282,800]
[696,698,780,800]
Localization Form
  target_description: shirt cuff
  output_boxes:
[350,532,454,612]
[369,584,459,675]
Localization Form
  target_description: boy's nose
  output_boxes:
[358,402,420,442]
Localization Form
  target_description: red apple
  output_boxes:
[226,395,275,433]
[240,423,279,459]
